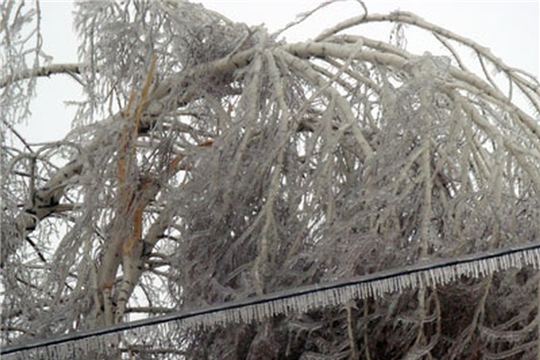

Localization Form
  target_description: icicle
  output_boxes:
[248,303,257,323]
[240,306,253,322]
[254,302,263,322]
[530,249,540,268]
[264,302,272,319]
[426,268,437,287]
[268,297,276,317]
[219,310,227,326]
[275,298,284,316]
[502,253,511,269]
[487,258,496,273]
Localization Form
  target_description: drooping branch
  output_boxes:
[11,46,257,241]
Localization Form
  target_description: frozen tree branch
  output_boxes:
[2,1,539,359]
[0,63,83,89]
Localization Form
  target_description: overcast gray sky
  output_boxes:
[17,1,540,144]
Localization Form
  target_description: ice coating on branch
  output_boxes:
[405,51,451,81]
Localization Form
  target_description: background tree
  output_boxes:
[1,1,540,359]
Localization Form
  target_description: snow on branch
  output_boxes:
[2,241,539,359]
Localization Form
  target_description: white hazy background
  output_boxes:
[16,1,540,145]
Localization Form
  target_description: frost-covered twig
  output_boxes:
[0,63,82,89]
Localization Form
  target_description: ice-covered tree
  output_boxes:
[2,1,540,359]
